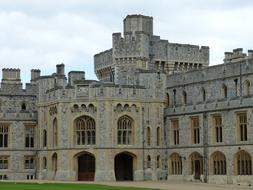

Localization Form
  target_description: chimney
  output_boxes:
[31,69,41,82]
[56,64,65,76]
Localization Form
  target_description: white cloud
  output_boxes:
[0,0,252,84]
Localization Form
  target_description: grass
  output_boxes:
[0,182,156,190]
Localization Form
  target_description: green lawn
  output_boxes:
[0,183,156,190]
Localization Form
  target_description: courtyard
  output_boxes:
[0,181,251,190]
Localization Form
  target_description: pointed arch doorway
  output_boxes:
[77,153,95,181]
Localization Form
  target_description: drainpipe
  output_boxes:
[142,107,145,180]
[203,112,208,183]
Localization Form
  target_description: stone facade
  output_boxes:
[0,14,253,186]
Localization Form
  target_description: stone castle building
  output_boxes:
[0,14,253,185]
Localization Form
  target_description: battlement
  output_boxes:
[123,14,153,36]
[2,68,21,84]
[224,48,253,63]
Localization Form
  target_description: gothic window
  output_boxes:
[75,116,96,145]
[243,80,250,96]
[156,127,161,146]
[202,88,206,102]
[222,84,227,98]
[52,118,58,147]
[43,130,47,147]
[171,119,179,145]
[117,115,133,145]
[191,117,200,144]
[211,151,226,175]
[156,155,160,168]
[238,113,247,141]
[235,150,252,175]
[0,124,8,148]
[146,127,151,146]
[213,115,222,143]
[43,157,47,169]
[24,156,35,169]
[0,156,8,169]
[147,155,151,168]
[169,153,182,175]
[182,91,187,105]
[25,125,34,148]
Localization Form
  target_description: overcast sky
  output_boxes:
[0,0,252,85]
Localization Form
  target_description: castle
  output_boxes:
[0,14,253,185]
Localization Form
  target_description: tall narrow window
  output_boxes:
[43,157,47,169]
[25,125,34,148]
[156,155,160,168]
[52,153,57,174]
[147,155,151,168]
[202,88,206,102]
[117,115,133,145]
[238,113,247,141]
[156,127,161,146]
[43,130,47,147]
[243,80,250,96]
[24,156,35,169]
[222,84,227,98]
[171,119,179,145]
[211,152,226,175]
[0,156,8,169]
[146,127,151,146]
[213,115,222,143]
[236,150,252,175]
[166,93,170,107]
[0,124,8,148]
[182,91,187,105]
[191,117,200,144]
[234,79,238,96]
[173,89,176,106]
[169,153,182,175]
[52,118,58,147]
[75,116,96,145]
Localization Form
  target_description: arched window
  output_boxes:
[75,116,96,145]
[235,150,252,175]
[182,91,187,105]
[156,127,161,146]
[117,115,133,145]
[243,80,250,96]
[169,153,182,175]
[43,157,47,169]
[211,151,226,175]
[43,130,47,147]
[146,127,151,146]
[52,153,57,174]
[52,118,58,147]
[147,155,151,168]
[202,88,206,102]
[156,155,160,168]
[222,84,227,98]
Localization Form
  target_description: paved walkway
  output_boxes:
[2,180,252,190]
[97,181,252,190]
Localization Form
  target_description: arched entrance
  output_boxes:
[114,153,134,181]
[189,152,203,180]
[77,153,95,181]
